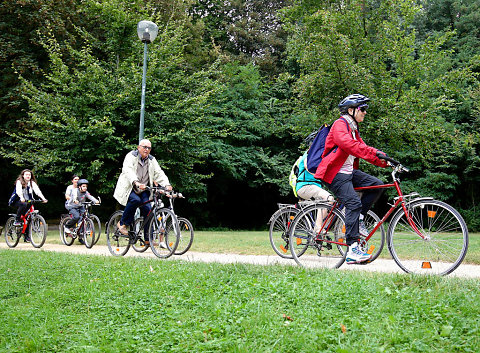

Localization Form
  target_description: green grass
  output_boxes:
[1,250,479,352]
[43,227,480,264]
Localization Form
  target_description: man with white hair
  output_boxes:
[113,139,172,239]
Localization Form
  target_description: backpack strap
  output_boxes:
[339,116,351,132]
[322,117,350,158]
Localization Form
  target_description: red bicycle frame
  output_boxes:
[19,204,35,234]
[317,172,425,247]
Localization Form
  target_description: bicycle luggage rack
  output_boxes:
[389,192,420,207]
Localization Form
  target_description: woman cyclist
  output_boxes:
[10,170,48,241]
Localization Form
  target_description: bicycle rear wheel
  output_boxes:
[149,208,180,259]
[132,217,149,253]
[4,217,20,248]
[106,210,130,256]
[289,203,347,269]
[59,216,75,246]
[388,199,469,275]
[89,214,102,245]
[174,217,194,255]
[30,215,47,248]
[268,206,300,259]
[82,218,96,249]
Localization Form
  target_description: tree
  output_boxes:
[188,0,290,76]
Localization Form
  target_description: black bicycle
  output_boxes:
[58,196,102,246]
[59,201,99,248]
[105,186,181,258]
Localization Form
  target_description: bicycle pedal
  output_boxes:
[357,261,371,265]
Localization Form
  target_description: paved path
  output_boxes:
[2,242,479,279]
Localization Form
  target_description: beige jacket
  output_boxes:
[113,150,170,206]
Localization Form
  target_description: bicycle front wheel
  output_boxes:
[4,217,20,248]
[174,217,194,255]
[269,206,300,259]
[89,214,102,245]
[289,203,347,269]
[148,208,180,259]
[106,210,130,256]
[388,199,469,275]
[82,218,96,249]
[30,215,47,248]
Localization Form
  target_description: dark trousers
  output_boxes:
[120,191,151,235]
[326,170,384,245]
[14,200,30,222]
[66,207,86,228]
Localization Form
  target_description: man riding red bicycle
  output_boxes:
[315,94,388,264]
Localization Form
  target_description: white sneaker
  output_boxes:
[359,220,369,237]
[64,226,72,236]
[346,242,371,264]
[159,241,167,249]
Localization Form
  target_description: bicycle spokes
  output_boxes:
[388,200,468,275]
[289,204,347,269]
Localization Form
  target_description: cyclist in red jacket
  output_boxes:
[315,94,388,264]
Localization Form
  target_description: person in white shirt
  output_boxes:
[12,169,47,227]
[65,174,79,210]
[64,179,100,238]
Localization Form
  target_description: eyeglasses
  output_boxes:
[140,145,152,150]
[358,106,367,112]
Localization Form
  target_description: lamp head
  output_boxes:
[137,20,158,44]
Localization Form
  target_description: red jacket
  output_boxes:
[314,117,387,183]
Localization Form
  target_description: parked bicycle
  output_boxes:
[4,199,48,248]
[269,202,383,260]
[105,186,181,258]
[59,200,100,248]
[289,154,469,275]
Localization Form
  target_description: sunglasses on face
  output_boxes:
[140,145,152,150]
[358,106,367,112]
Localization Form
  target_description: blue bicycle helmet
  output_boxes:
[338,94,370,113]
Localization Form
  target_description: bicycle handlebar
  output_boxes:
[79,196,101,206]
[81,200,101,206]
[146,186,185,199]
[27,199,48,204]
[376,151,410,173]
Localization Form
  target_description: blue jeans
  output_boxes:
[120,191,151,234]
[325,170,383,246]
[66,207,85,228]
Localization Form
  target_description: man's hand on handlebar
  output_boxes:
[376,151,409,172]
[135,181,147,191]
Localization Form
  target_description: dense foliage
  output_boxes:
[0,0,478,229]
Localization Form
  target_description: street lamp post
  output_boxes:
[137,20,158,142]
